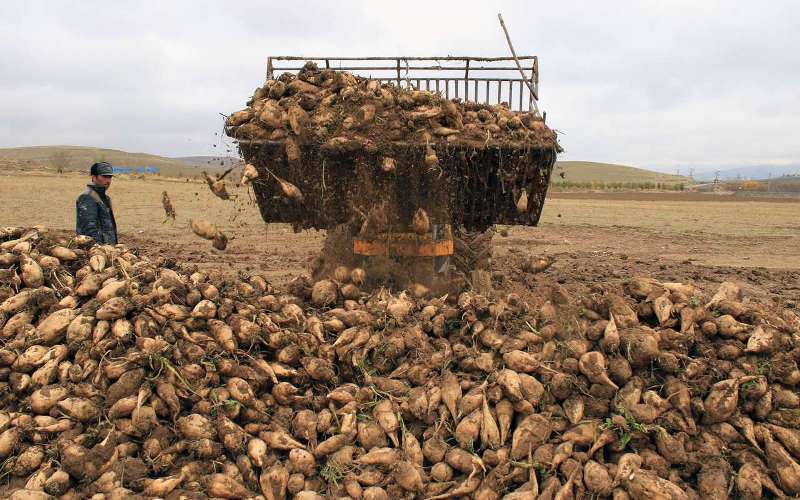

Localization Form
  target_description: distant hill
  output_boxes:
[173,156,242,168]
[0,146,230,177]
[693,164,800,181]
[553,161,690,184]
[1,147,693,187]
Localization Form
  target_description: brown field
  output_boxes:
[3,168,799,304]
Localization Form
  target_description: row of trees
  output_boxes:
[550,180,686,191]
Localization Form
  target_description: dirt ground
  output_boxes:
[549,190,800,203]
[2,169,799,306]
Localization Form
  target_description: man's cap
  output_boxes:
[90,162,114,176]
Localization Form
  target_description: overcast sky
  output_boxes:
[1,1,798,172]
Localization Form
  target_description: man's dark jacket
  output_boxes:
[76,185,118,244]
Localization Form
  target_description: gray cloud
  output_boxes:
[1,0,798,172]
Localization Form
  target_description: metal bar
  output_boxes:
[464,60,470,101]
[518,81,523,111]
[435,80,440,95]
[498,13,540,116]
[268,55,537,61]
[353,238,454,257]
[485,81,489,104]
[508,80,512,105]
[474,80,478,103]
[445,80,449,99]
[266,57,273,80]
[498,76,537,83]
[529,61,535,108]
[363,77,527,83]
[415,79,420,90]
[396,59,401,87]
[425,79,430,91]
[325,59,330,69]
[455,79,459,99]
[268,64,529,72]
[266,67,537,83]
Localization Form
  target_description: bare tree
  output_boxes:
[51,151,70,174]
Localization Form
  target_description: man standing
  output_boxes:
[76,162,118,244]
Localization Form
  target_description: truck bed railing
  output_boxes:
[266,56,539,113]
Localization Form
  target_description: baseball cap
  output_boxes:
[90,162,114,176]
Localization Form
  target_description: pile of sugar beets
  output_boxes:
[1,225,800,499]
[224,62,558,150]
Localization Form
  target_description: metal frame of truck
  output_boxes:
[265,56,540,113]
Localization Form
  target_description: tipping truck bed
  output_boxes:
[226,56,560,234]
[237,139,556,233]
